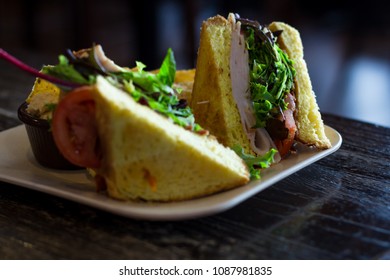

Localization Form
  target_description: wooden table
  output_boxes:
[0,57,389,260]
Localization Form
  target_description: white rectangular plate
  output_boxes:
[0,125,341,221]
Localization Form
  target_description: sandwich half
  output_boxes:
[92,76,249,201]
[190,13,331,164]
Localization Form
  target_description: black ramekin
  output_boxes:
[17,102,81,170]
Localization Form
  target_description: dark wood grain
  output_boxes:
[0,59,389,260]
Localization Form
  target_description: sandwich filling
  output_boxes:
[229,14,297,160]
[230,16,279,160]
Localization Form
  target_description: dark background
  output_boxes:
[1,0,389,127]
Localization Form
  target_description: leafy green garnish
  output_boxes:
[233,145,277,180]
[114,49,201,131]
[41,46,203,133]
[42,55,94,85]
[157,48,176,86]
[240,21,296,128]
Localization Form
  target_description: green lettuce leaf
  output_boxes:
[157,48,176,87]
[114,49,201,132]
[233,145,277,180]
[42,55,93,85]
[244,27,296,128]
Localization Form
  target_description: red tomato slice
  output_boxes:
[275,138,294,158]
[52,86,101,168]
[275,93,297,158]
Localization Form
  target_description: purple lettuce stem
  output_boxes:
[0,48,82,89]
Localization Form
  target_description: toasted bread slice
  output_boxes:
[93,76,249,202]
[191,15,331,156]
[268,22,331,148]
[190,15,252,154]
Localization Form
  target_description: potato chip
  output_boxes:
[26,78,60,103]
